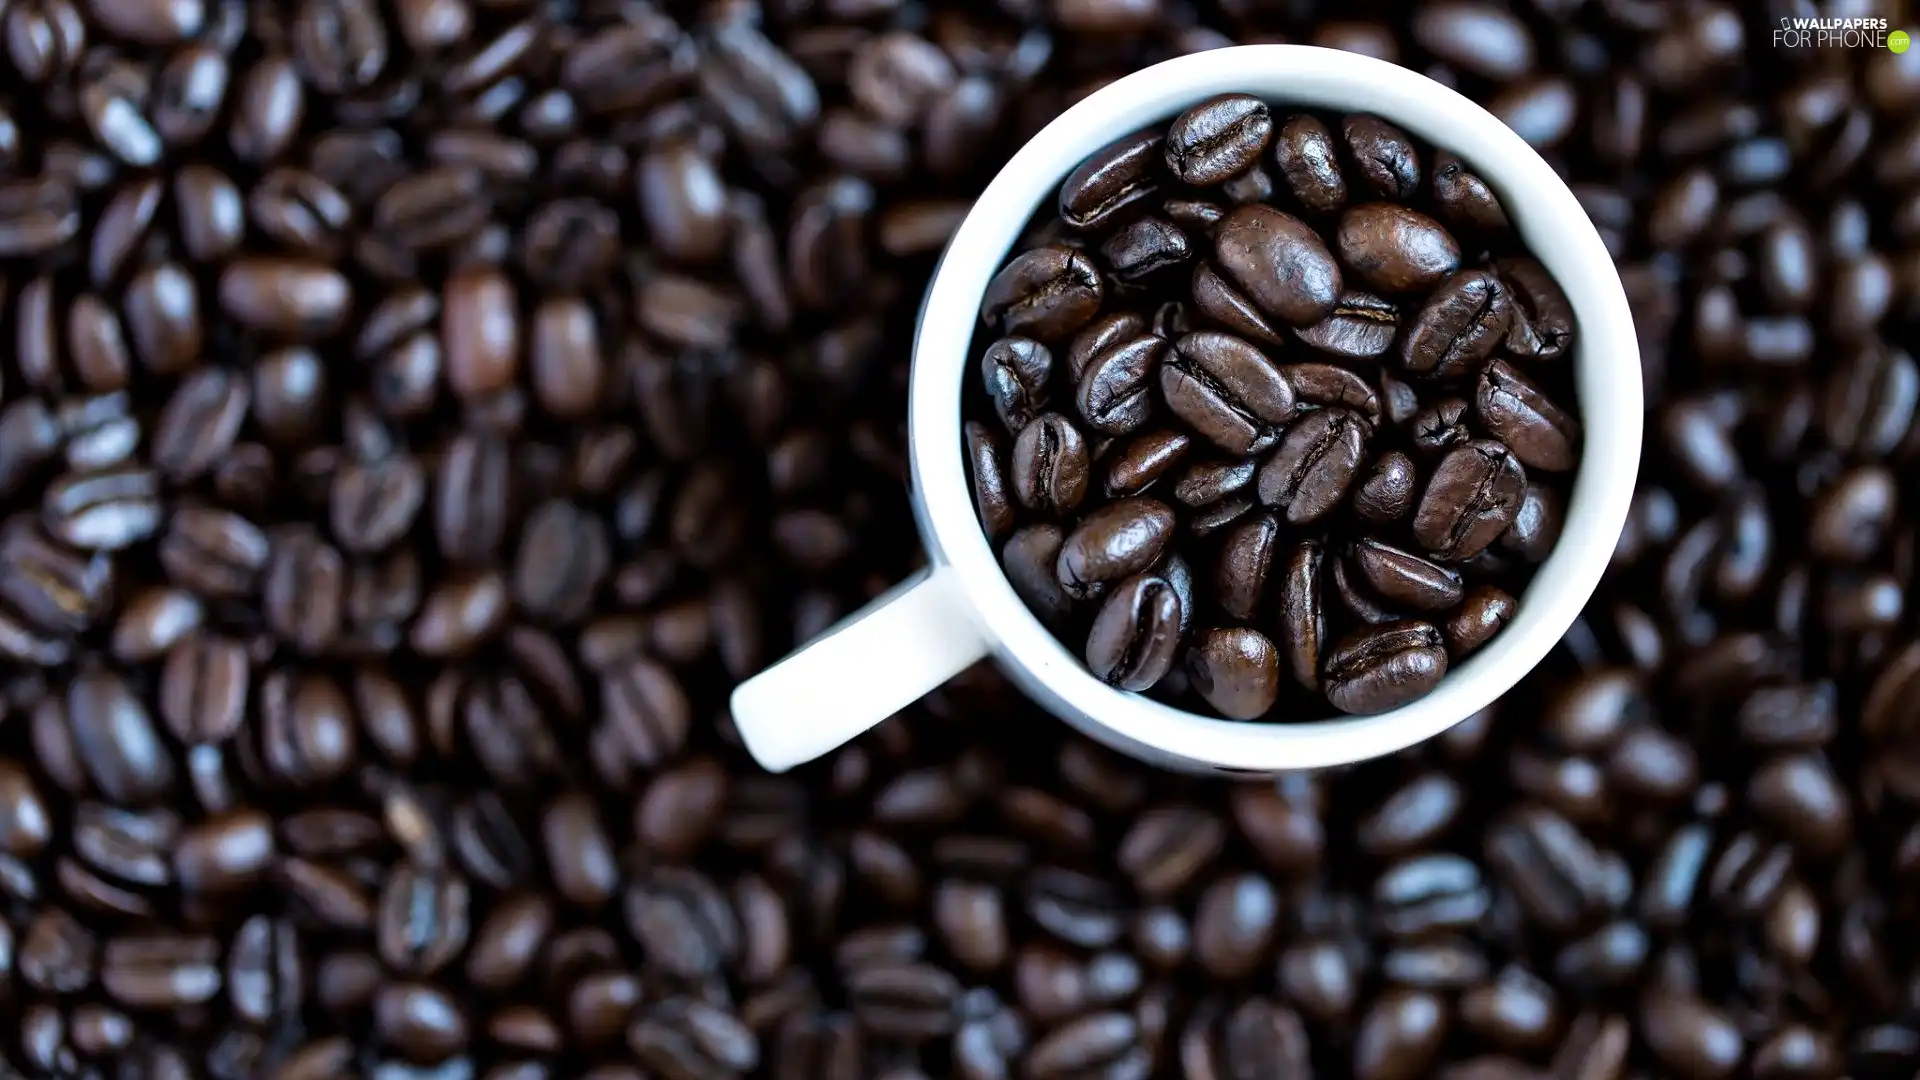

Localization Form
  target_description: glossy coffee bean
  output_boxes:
[983,245,1104,342]
[1402,270,1512,378]
[1085,574,1183,692]
[1059,129,1162,231]
[1257,408,1368,525]
[1214,204,1342,326]
[1476,360,1581,472]
[981,337,1054,435]
[1161,332,1293,455]
[1056,498,1176,601]
[1011,413,1091,516]
[1338,204,1461,293]
[1076,333,1165,436]
[1165,94,1273,187]
[1413,442,1528,561]
[1324,621,1449,714]
[1272,113,1347,214]
[1188,627,1281,720]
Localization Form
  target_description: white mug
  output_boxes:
[731,44,1644,776]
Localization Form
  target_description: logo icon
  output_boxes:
[1893,29,1911,52]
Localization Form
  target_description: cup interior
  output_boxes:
[909,44,1643,773]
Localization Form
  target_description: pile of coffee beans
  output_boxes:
[965,98,1582,720]
[0,2,1917,1080]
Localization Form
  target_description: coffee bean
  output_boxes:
[1059,129,1162,232]
[44,467,162,552]
[983,245,1104,342]
[1161,331,1294,455]
[1103,429,1190,499]
[218,258,351,338]
[1356,452,1418,523]
[1497,258,1576,361]
[1444,586,1517,661]
[1257,407,1368,524]
[1188,627,1282,720]
[1165,94,1272,187]
[1213,512,1280,621]
[1084,573,1182,692]
[1003,524,1075,628]
[1011,413,1091,516]
[1338,204,1461,293]
[1272,113,1347,214]
[1476,359,1581,472]
[1354,989,1447,1080]
[1277,540,1327,693]
[1214,204,1342,326]
[1403,270,1513,378]
[1076,333,1164,436]
[966,422,1015,543]
[982,337,1054,434]
[1066,312,1150,383]
[1503,483,1566,565]
[1413,442,1527,561]
[1191,261,1286,348]
[1431,151,1511,233]
[1353,540,1465,611]
[1323,622,1449,714]
[1292,290,1401,359]
[1057,498,1176,602]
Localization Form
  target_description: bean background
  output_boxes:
[0,1,1915,1079]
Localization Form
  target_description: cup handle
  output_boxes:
[730,564,990,772]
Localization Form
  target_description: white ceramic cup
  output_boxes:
[730,44,1643,776]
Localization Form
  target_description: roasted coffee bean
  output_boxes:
[1057,498,1176,602]
[1413,442,1528,561]
[1103,429,1190,498]
[1497,258,1575,361]
[1323,621,1449,715]
[1084,573,1183,692]
[1174,457,1257,509]
[1356,452,1418,523]
[1476,360,1581,472]
[982,246,1104,342]
[1165,94,1272,187]
[1502,483,1564,563]
[1183,261,1278,350]
[1102,216,1192,282]
[1257,408,1368,525]
[1402,270,1512,378]
[1003,524,1075,628]
[1213,513,1280,622]
[1352,540,1464,611]
[1011,413,1090,516]
[1161,332,1294,455]
[1431,151,1510,232]
[982,337,1054,434]
[1338,203,1461,293]
[1272,113,1347,214]
[1344,115,1422,201]
[1059,129,1162,232]
[1066,312,1149,383]
[1276,539,1327,694]
[1075,333,1164,435]
[966,422,1015,543]
[1188,627,1282,720]
[1283,363,1381,424]
[1214,204,1342,326]
[1445,586,1516,661]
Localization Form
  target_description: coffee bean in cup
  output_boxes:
[966,98,1583,720]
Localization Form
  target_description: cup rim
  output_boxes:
[909,44,1644,772]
